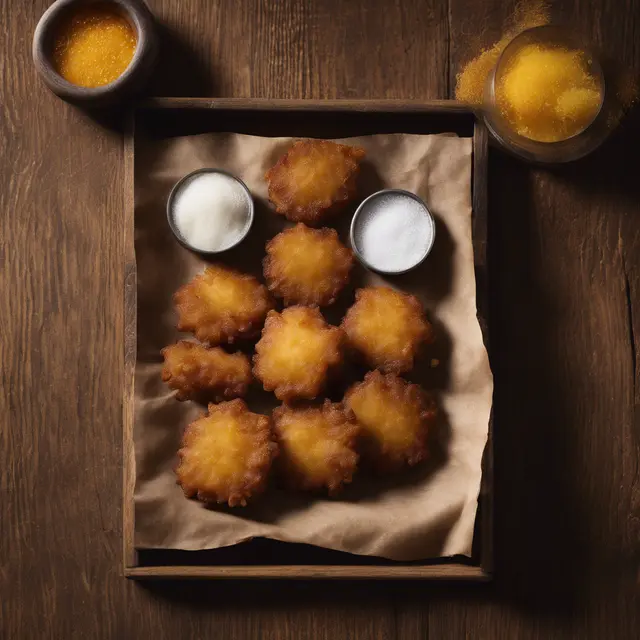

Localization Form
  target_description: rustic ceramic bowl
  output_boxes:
[32,0,158,106]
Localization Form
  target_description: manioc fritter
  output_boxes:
[161,341,252,402]
[273,401,359,495]
[341,286,434,374]
[263,224,354,306]
[174,265,274,346]
[265,139,365,225]
[344,371,437,472]
[253,306,344,401]
[176,399,278,507]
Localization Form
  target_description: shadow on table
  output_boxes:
[144,21,218,98]
[69,19,217,135]
[466,147,591,616]
[419,108,640,614]
[559,105,640,205]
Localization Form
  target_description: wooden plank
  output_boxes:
[122,111,137,572]
[146,0,449,101]
[140,96,477,113]
[1,2,128,639]
[125,564,489,580]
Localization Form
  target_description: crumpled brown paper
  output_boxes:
[133,132,493,561]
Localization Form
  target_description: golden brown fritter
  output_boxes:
[176,399,278,507]
[265,139,365,225]
[273,401,360,495]
[174,265,274,346]
[344,371,437,472]
[161,341,252,402]
[263,224,354,306]
[253,306,344,401]
[341,287,434,374]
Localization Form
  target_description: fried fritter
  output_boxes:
[176,399,277,507]
[341,287,434,374]
[273,401,359,495]
[253,306,344,401]
[161,341,252,402]
[264,224,354,306]
[344,371,437,472]
[265,139,365,225]
[174,265,274,345]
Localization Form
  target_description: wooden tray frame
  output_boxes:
[123,98,492,580]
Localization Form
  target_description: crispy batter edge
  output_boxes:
[161,341,252,402]
[263,224,354,306]
[253,306,344,401]
[344,370,437,473]
[272,400,360,495]
[265,140,366,225]
[341,287,434,374]
[175,399,278,507]
[174,265,274,346]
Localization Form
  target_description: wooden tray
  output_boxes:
[123,98,492,580]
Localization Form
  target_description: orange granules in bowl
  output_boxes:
[496,44,603,142]
[52,3,137,88]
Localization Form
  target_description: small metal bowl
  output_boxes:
[350,189,436,275]
[33,0,158,106]
[483,25,608,163]
[167,169,255,256]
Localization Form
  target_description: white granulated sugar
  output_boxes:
[172,172,251,252]
[355,193,434,272]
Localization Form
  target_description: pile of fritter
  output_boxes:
[160,139,439,508]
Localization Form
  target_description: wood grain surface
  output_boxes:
[1,0,638,638]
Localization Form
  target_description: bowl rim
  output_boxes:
[32,0,154,98]
[166,168,256,256]
[349,188,436,275]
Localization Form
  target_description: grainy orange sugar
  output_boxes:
[52,4,137,88]
[455,0,551,105]
[454,0,638,134]
[496,44,602,141]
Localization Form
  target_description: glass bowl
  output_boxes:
[483,25,609,163]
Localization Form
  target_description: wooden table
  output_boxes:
[2,0,638,637]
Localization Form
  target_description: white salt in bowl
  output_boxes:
[350,189,436,275]
[166,168,254,255]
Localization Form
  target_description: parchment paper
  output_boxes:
[133,132,493,560]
